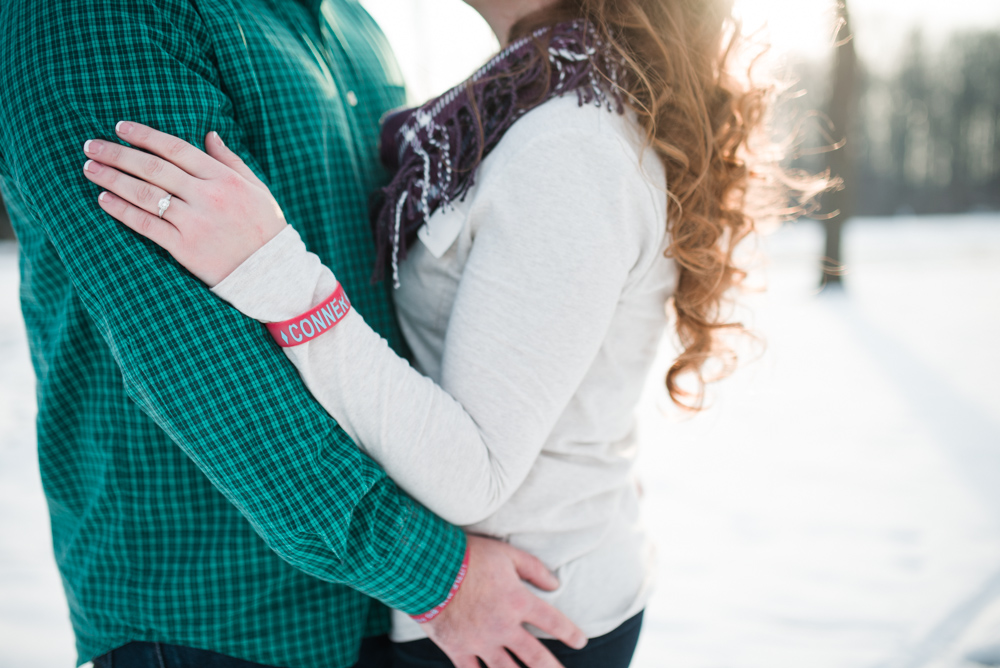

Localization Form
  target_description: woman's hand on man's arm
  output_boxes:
[82,121,287,287]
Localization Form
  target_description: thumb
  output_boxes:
[506,544,560,592]
[205,131,265,187]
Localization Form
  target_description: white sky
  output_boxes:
[361,0,1000,100]
[361,0,498,101]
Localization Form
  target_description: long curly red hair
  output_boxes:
[508,0,797,409]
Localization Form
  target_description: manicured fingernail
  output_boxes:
[84,139,97,154]
[99,192,111,202]
[212,131,224,147]
[116,121,132,135]
[84,160,101,173]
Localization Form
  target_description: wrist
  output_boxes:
[410,545,471,624]
[210,225,339,322]
[265,282,352,347]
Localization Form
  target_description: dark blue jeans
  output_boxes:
[92,634,393,668]
[391,612,644,668]
[92,611,642,668]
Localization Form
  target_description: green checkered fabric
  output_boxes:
[0,1,466,667]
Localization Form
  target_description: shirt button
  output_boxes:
[346,91,358,107]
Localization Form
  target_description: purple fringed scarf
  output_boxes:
[372,19,627,286]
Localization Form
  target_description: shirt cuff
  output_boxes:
[410,545,471,623]
[210,225,339,322]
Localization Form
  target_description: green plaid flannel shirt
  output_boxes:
[0,1,466,666]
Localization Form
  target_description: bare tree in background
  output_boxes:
[821,0,858,288]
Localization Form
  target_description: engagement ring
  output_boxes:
[157,194,172,218]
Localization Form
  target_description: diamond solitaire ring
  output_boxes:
[157,194,172,218]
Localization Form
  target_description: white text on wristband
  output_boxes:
[265,283,351,348]
[410,547,471,624]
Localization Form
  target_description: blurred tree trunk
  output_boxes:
[822,0,858,288]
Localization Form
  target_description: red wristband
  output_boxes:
[410,546,471,624]
[265,283,351,348]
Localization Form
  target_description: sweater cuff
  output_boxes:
[211,225,340,322]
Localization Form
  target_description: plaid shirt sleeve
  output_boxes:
[0,0,465,615]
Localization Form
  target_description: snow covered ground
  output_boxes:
[1,215,999,668]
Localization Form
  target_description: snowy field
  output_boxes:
[1,215,999,668]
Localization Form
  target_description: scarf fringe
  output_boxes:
[372,20,627,287]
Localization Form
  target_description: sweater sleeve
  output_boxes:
[213,127,653,526]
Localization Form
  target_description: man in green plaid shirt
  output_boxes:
[0,1,581,667]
